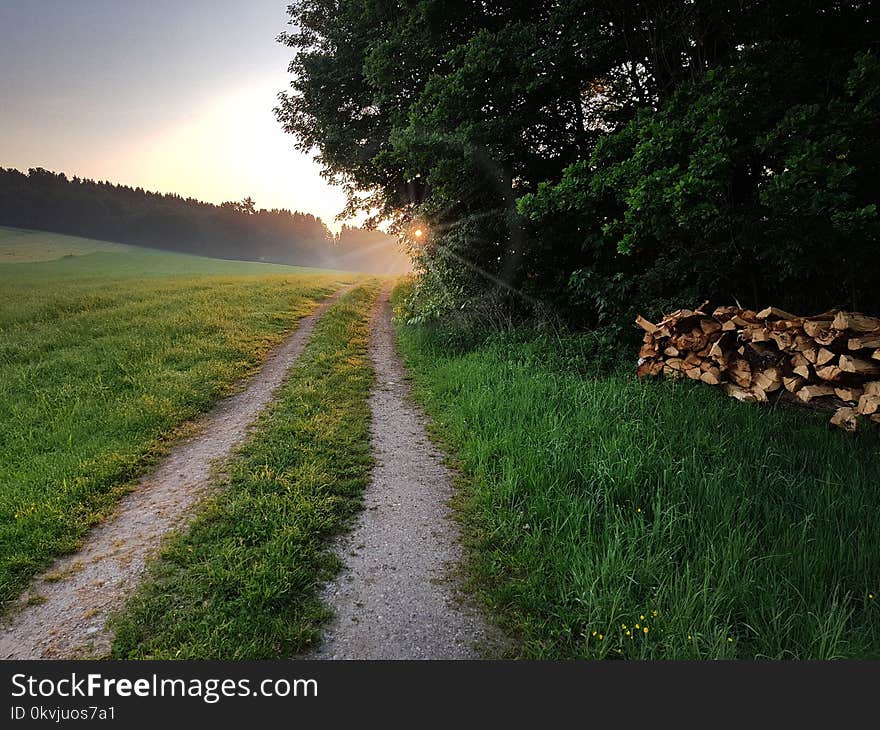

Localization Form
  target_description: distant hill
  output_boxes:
[0,167,409,274]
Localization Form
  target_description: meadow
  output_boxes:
[392,284,880,659]
[0,226,131,262]
[0,228,356,607]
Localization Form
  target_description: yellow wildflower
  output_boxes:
[643,627,649,635]
[640,615,645,621]
[591,631,597,636]
[625,630,631,636]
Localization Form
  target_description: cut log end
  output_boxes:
[831,407,859,432]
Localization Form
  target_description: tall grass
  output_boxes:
[112,283,379,659]
[0,238,355,607]
[394,289,880,659]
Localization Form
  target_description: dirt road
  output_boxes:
[309,286,501,659]
[0,285,352,659]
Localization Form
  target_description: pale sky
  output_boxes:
[0,0,355,230]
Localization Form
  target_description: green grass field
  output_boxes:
[392,284,880,659]
[112,283,379,659]
[0,229,357,607]
[0,226,132,262]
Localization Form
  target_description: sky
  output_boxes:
[0,0,354,230]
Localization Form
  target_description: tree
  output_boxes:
[278,0,880,325]
[220,197,257,216]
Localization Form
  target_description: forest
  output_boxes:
[0,166,408,273]
[277,0,880,329]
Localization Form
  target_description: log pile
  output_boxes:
[635,304,880,431]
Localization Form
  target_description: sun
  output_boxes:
[413,228,424,238]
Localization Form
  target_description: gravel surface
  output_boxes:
[0,284,352,659]
[310,286,503,660]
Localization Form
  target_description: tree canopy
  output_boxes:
[277,0,880,326]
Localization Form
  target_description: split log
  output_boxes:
[729,358,752,388]
[790,352,812,379]
[830,407,859,433]
[857,393,880,416]
[700,368,721,386]
[635,315,658,334]
[804,320,833,339]
[723,383,758,402]
[839,354,880,377]
[797,385,836,403]
[637,360,663,377]
[815,365,844,382]
[848,335,880,350]
[834,386,863,403]
[753,368,782,393]
[816,348,836,366]
[757,306,799,321]
[832,311,880,333]
[769,331,794,350]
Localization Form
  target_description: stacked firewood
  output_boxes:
[635,303,880,431]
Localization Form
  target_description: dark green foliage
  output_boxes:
[521,47,880,323]
[279,1,880,326]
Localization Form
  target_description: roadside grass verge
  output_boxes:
[392,285,880,659]
[111,283,379,659]
[0,242,356,608]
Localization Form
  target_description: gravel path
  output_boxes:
[0,284,352,659]
[310,286,502,660]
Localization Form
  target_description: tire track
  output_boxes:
[310,285,503,659]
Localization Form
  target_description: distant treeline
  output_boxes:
[0,167,409,273]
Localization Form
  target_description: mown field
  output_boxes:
[392,283,880,660]
[112,283,379,659]
[0,226,131,262]
[0,228,356,607]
